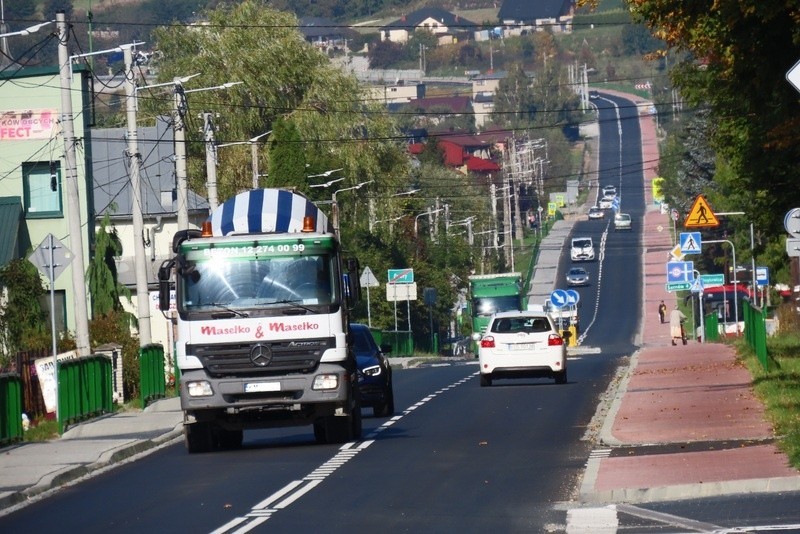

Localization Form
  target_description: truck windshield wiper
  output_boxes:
[208,303,249,318]
[274,299,315,314]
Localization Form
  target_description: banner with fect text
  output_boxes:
[0,109,58,141]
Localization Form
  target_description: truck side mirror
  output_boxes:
[158,259,173,314]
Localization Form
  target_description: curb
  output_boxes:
[0,425,183,516]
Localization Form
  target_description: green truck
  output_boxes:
[467,273,525,351]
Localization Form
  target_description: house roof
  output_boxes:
[92,116,209,220]
[407,95,472,113]
[299,17,344,39]
[0,197,22,268]
[498,0,573,22]
[381,8,475,30]
[466,155,501,172]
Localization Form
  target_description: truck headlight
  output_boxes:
[186,380,213,397]
[313,374,339,390]
[361,365,381,377]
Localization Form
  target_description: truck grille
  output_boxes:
[187,338,335,377]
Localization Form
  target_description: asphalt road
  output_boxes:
[0,357,622,533]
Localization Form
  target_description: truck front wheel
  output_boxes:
[185,422,214,453]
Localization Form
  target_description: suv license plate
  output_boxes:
[245,382,280,393]
[510,343,539,351]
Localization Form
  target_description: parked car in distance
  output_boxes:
[474,310,568,386]
[566,267,590,286]
[614,212,632,231]
[602,185,617,197]
[350,323,395,417]
[588,206,604,220]
[570,237,595,262]
[599,195,615,209]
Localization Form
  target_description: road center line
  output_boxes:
[211,372,476,533]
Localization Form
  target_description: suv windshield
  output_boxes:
[572,238,592,248]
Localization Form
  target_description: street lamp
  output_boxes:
[414,208,444,237]
[309,177,345,189]
[308,168,343,179]
[332,180,373,235]
[0,20,53,39]
[214,130,272,190]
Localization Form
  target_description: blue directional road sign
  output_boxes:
[666,261,694,283]
[756,266,769,287]
[680,232,702,255]
[550,289,568,309]
[565,289,580,305]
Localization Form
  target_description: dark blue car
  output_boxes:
[350,323,394,417]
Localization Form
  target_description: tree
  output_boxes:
[0,259,49,365]
[87,213,133,319]
[150,0,406,207]
[594,0,800,240]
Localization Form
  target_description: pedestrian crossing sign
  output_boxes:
[684,195,720,228]
[680,232,702,254]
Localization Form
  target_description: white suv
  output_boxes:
[570,237,595,262]
[475,310,567,386]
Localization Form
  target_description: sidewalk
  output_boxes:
[577,99,800,503]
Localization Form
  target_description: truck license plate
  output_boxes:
[244,382,280,393]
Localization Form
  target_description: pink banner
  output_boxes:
[0,109,58,141]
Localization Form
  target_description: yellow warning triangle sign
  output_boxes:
[684,195,720,228]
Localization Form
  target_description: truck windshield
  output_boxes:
[179,252,338,311]
[473,295,520,316]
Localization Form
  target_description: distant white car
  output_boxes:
[474,310,568,386]
[602,185,617,197]
[588,206,604,220]
[614,213,632,231]
[570,237,595,262]
[599,195,615,209]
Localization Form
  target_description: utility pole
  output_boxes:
[174,82,190,230]
[57,12,91,356]
[123,44,152,346]
[203,112,219,210]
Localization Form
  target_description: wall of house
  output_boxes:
[0,66,93,339]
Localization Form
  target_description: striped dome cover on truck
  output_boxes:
[208,188,331,236]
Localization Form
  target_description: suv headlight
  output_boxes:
[361,365,382,377]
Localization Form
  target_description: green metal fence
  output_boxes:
[704,312,720,342]
[381,331,414,356]
[139,344,166,408]
[742,300,769,370]
[58,354,113,433]
[0,373,23,445]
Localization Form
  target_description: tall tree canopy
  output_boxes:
[578,0,800,241]
[149,0,407,205]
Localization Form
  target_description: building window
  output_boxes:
[23,161,62,218]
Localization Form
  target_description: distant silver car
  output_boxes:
[614,212,632,231]
[602,185,617,197]
[566,267,590,286]
[588,207,604,220]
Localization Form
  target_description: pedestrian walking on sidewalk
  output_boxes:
[658,300,667,323]
[670,305,687,345]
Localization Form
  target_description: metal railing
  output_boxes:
[0,373,23,445]
[58,354,113,433]
[742,300,769,370]
[139,344,166,408]
[704,312,720,342]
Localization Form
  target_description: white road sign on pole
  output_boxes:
[787,59,800,94]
